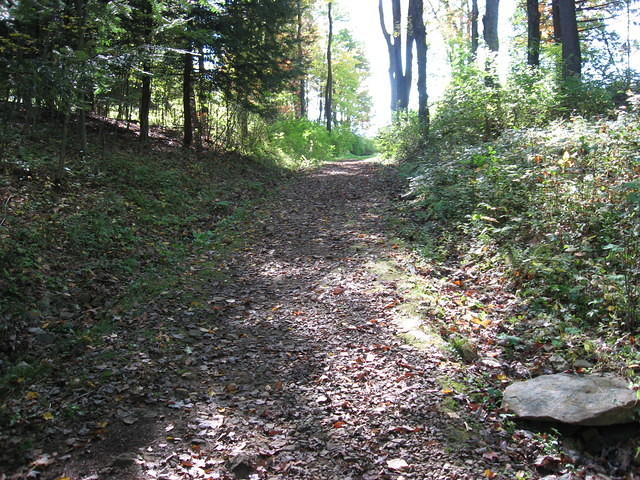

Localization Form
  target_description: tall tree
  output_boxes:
[409,0,428,128]
[526,0,541,66]
[183,50,194,147]
[136,0,154,143]
[379,0,413,113]
[296,0,308,119]
[482,0,499,52]
[557,0,581,79]
[325,0,333,132]
[471,0,479,58]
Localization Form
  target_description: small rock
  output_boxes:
[548,354,569,371]
[573,359,593,369]
[28,327,57,345]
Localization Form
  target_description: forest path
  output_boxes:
[17,159,531,480]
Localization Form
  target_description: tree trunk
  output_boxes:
[325,0,333,132]
[379,0,412,114]
[482,0,499,52]
[296,0,307,119]
[410,0,428,129]
[379,0,398,112]
[139,64,152,142]
[526,0,541,66]
[183,51,194,147]
[483,0,499,87]
[471,0,479,58]
[558,0,581,80]
[552,0,562,43]
[399,5,414,111]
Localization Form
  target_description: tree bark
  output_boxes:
[552,0,562,43]
[379,0,412,114]
[526,0,541,66]
[139,64,152,142]
[183,51,194,147]
[482,0,499,52]
[325,0,333,132]
[296,0,307,119]
[471,0,479,58]
[410,0,428,129]
[558,0,581,79]
[379,0,398,112]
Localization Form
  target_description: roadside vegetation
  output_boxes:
[378,57,640,390]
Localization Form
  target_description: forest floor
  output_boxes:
[1,157,636,479]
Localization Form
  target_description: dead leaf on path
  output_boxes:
[25,391,39,400]
[484,469,497,478]
[332,420,347,429]
[382,301,397,309]
[386,458,409,470]
[42,412,54,421]
[32,454,55,467]
[332,286,345,295]
[225,383,239,393]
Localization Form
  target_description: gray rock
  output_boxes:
[573,359,593,369]
[28,327,56,345]
[503,373,638,426]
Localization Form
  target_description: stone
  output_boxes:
[28,327,56,345]
[573,359,593,369]
[503,373,638,426]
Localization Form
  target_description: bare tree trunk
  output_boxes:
[183,51,194,148]
[558,0,581,80]
[379,0,398,112]
[483,0,499,52]
[552,0,562,43]
[296,0,307,119]
[139,64,152,142]
[410,0,428,130]
[379,0,412,114]
[325,0,333,132]
[483,0,500,86]
[526,0,541,67]
[471,0,479,58]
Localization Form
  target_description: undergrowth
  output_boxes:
[0,118,291,371]
[393,107,640,375]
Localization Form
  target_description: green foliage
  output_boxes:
[417,47,629,147]
[264,118,375,165]
[376,111,426,160]
[403,111,640,334]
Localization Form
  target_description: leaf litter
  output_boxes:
[1,159,628,480]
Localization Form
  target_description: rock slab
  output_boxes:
[503,373,638,426]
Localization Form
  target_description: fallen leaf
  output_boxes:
[25,391,40,400]
[42,412,54,421]
[483,469,497,478]
[332,286,345,295]
[386,458,409,470]
[32,454,55,467]
[332,420,347,429]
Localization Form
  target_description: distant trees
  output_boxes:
[0,0,306,153]
[379,0,428,127]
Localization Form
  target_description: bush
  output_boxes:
[403,111,640,330]
[376,111,426,160]
[264,118,375,164]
